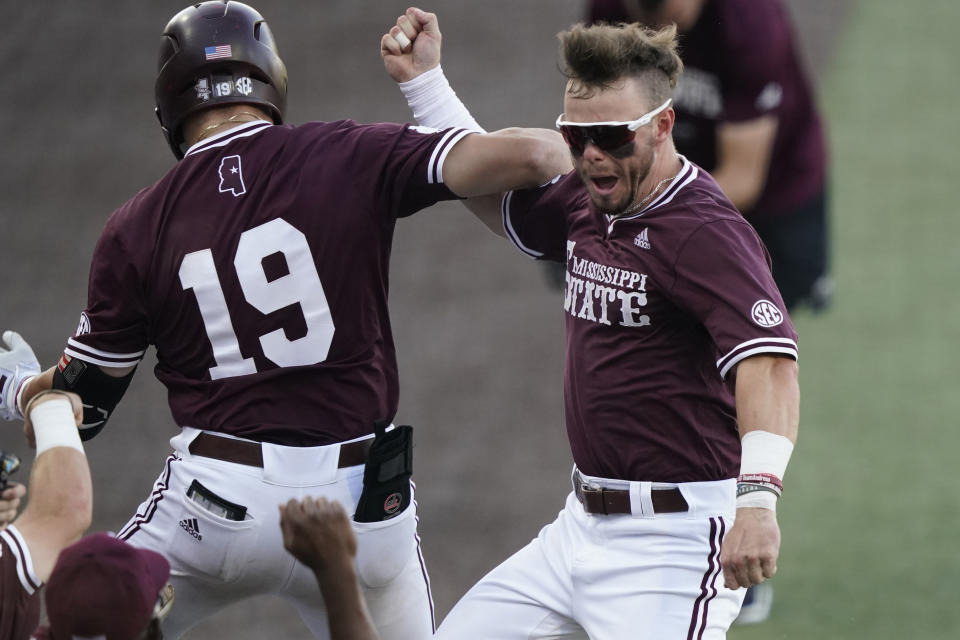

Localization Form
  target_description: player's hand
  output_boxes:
[279,496,358,576]
[0,482,26,530]
[0,330,41,422]
[380,7,442,83]
[720,507,781,589]
[22,390,83,449]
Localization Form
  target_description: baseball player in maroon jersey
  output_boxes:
[590,0,831,313]
[1,2,568,638]
[0,387,92,640]
[384,10,799,639]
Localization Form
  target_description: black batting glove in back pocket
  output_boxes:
[353,425,413,523]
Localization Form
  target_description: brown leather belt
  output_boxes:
[574,472,688,515]
[188,432,372,469]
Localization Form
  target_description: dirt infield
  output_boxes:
[0,1,850,636]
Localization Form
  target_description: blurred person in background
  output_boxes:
[587,0,831,314]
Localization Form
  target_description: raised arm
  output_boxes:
[280,497,380,640]
[12,390,93,582]
[382,7,572,233]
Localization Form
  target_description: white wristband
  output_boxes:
[737,489,778,511]
[31,397,84,456]
[739,430,793,480]
[398,65,487,132]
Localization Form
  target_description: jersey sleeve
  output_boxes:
[501,173,576,262]
[0,526,43,639]
[351,123,474,220]
[63,209,149,368]
[720,0,792,122]
[669,218,798,378]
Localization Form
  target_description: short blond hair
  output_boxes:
[558,22,683,106]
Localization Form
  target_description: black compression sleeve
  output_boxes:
[52,358,135,441]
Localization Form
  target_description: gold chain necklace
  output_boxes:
[195,111,267,142]
[608,175,674,219]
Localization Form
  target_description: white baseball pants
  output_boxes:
[437,469,745,640]
[118,428,434,640]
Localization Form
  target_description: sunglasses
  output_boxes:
[555,99,672,155]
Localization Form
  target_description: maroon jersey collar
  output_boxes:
[184,120,273,157]
[606,155,697,230]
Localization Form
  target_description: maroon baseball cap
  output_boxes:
[44,533,171,640]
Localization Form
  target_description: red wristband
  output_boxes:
[737,472,783,491]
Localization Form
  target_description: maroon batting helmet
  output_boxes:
[155,1,288,159]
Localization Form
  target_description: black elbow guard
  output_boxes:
[52,357,135,441]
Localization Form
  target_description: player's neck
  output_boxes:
[634,147,682,209]
[184,106,272,146]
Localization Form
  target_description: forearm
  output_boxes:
[398,65,485,132]
[711,167,765,212]
[714,115,778,213]
[314,563,380,640]
[734,355,799,509]
[15,394,92,580]
[25,448,93,533]
[18,448,92,580]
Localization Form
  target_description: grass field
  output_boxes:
[731,1,960,638]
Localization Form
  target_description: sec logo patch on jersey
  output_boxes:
[75,312,91,336]
[751,300,784,327]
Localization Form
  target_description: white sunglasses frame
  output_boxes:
[555,98,673,131]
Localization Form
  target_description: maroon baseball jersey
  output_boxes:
[590,0,827,219]
[63,120,472,445]
[503,157,798,482]
[1,526,43,640]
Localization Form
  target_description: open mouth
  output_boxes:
[591,176,618,192]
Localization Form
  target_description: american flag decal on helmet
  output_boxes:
[205,45,232,60]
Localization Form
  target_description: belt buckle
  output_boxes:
[577,479,610,515]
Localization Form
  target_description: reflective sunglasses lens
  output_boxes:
[559,126,586,154]
[559,124,635,154]
[590,125,635,151]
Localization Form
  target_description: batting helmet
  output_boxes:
[155,1,287,159]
